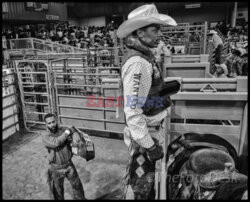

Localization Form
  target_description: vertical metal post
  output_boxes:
[203,21,208,54]
[47,60,53,113]
[114,30,119,66]
[16,69,28,130]
[45,71,51,114]
[31,38,34,50]
[55,74,60,123]
[103,98,107,131]
[239,103,247,155]
[231,2,238,28]
[159,108,171,200]
[50,61,57,116]
[10,39,13,49]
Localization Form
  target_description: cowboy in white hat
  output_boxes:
[208,29,224,65]
[208,30,218,35]
[213,63,228,78]
[117,4,177,200]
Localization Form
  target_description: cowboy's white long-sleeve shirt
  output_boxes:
[122,56,168,149]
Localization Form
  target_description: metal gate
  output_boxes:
[14,60,53,129]
[49,57,125,134]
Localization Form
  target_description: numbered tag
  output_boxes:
[86,142,94,151]
[72,147,78,155]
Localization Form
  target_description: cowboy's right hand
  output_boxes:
[146,144,164,163]
[65,128,71,136]
[65,126,77,135]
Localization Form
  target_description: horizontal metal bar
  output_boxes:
[24,92,48,96]
[2,93,16,99]
[24,111,48,115]
[182,78,237,83]
[24,102,49,106]
[15,59,48,63]
[19,72,47,75]
[55,83,103,88]
[3,112,18,121]
[59,115,125,124]
[50,58,68,63]
[54,73,119,76]
[2,72,15,77]
[61,57,89,60]
[101,86,119,89]
[55,83,119,89]
[58,104,117,112]
[20,82,47,85]
[171,92,248,101]
[60,124,123,135]
[26,120,46,125]
[52,67,120,70]
[2,102,17,110]
[89,47,119,50]
[27,123,38,129]
[56,94,120,100]
[23,85,35,88]
[2,82,15,87]
[21,77,35,79]
[2,121,19,132]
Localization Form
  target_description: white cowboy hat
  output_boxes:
[243,41,248,48]
[117,4,177,38]
[215,63,228,75]
[208,30,218,35]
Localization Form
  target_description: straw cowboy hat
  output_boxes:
[208,30,218,35]
[117,4,177,38]
[215,63,228,75]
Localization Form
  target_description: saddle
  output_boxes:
[177,148,235,199]
[166,133,247,200]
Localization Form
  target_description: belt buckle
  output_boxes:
[155,125,160,130]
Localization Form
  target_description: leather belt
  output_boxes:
[50,160,72,170]
[148,125,161,131]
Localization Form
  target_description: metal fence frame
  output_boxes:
[48,57,123,134]
[14,60,53,128]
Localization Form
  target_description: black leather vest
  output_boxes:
[121,48,172,116]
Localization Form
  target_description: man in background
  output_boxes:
[43,113,86,200]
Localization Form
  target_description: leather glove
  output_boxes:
[65,126,77,135]
[65,128,71,136]
[65,127,76,141]
[146,144,164,163]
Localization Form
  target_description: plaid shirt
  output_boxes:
[122,56,168,149]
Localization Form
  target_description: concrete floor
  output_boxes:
[2,129,129,199]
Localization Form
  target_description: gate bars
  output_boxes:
[48,57,124,134]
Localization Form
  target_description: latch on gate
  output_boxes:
[200,83,217,92]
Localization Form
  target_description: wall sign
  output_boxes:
[185,3,201,9]
[46,15,59,21]
[25,2,48,11]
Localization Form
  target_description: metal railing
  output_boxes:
[160,22,208,54]
[8,38,86,54]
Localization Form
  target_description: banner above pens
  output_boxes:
[46,15,60,21]
[25,2,49,11]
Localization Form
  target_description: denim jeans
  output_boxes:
[48,162,86,200]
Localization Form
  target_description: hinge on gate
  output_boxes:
[200,84,217,92]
